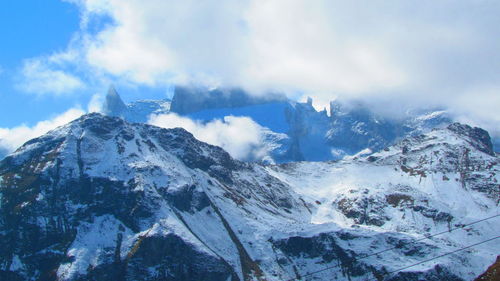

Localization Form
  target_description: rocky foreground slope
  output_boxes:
[0,113,498,280]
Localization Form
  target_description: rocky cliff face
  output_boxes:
[5,114,495,280]
[101,86,171,123]
[102,86,127,117]
[170,86,286,115]
[100,86,459,163]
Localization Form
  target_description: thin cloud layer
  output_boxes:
[148,113,267,160]
[18,58,85,95]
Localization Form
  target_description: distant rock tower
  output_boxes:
[102,85,126,117]
[306,96,313,106]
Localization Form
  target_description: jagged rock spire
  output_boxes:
[306,96,313,106]
[102,85,126,117]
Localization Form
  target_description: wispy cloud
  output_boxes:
[87,93,104,113]
[17,58,85,95]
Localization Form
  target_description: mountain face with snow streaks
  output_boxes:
[0,114,498,280]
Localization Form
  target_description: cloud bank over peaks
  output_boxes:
[148,113,269,161]
[21,0,499,136]
[72,1,500,93]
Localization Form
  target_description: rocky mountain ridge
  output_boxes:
[0,113,498,280]
[101,86,462,164]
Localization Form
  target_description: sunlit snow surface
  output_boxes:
[265,127,499,280]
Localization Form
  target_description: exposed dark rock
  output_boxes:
[447,123,495,156]
[386,194,414,207]
[336,196,389,226]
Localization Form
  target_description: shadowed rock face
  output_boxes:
[170,86,286,115]
[0,175,234,281]
[273,233,463,281]
[447,123,495,156]
[102,86,127,117]
[327,101,404,155]
[101,87,171,123]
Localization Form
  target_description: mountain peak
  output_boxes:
[447,122,495,156]
[102,85,126,117]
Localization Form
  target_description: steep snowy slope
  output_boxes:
[0,146,7,161]
[2,114,496,280]
[268,123,499,280]
[0,113,307,281]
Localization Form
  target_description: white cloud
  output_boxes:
[68,1,499,113]
[77,0,249,87]
[71,0,499,93]
[24,0,494,136]
[87,93,104,112]
[18,58,85,95]
[148,113,267,160]
[0,108,85,153]
[449,86,500,139]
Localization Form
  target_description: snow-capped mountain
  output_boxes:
[102,86,458,164]
[0,113,498,280]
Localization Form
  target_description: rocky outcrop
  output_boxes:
[447,123,495,156]
[99,86,461,163]
[102,86,127,117]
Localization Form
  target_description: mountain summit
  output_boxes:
[0,114,497,280]
[102,86,127,117]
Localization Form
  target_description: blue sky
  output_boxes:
[0,0,81,127]
[0,0,169,128]
[0,0,499,154]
